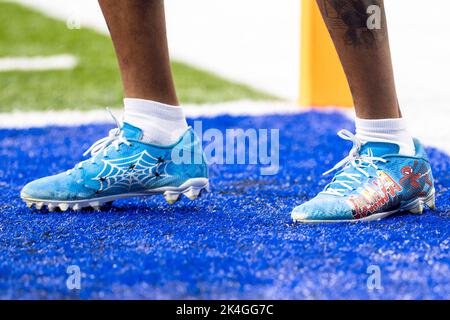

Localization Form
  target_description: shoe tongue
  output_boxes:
[360,142,400,157]
[121,122,143,140]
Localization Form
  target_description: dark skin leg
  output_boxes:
[98,0,178,105]
[316,0,401,119]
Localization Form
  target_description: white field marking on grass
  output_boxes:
[15,0,450,108]
[0,54,78,72]
[1,101,448,155]
[15,0,300,100]
[0,101,304,129]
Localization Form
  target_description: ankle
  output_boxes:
[355,117,415,156]
[123,98,188,146]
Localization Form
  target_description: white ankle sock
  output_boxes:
[123,98,188,146]
[355,117,415,156]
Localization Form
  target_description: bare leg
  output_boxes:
[316,0,399,119]
[98,0,178,105]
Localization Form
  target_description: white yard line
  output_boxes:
[12,0,450,109]
[1,102,448,155]
[13,0,300,100]
[0,54,78,72]
[0,101,302,129]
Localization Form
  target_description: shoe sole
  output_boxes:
[292,188,436,223]
[21,178,209,212]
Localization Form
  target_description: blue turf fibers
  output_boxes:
[0,111,449,299]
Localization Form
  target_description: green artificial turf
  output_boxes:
[0,2,276,112]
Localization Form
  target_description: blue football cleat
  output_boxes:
[21,113,209,211]
[291,130,435,223]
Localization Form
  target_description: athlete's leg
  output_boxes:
[98,0,187,146]
[316,0,417,155]
[291,1,435,222]
[21,0,209,211]
[98,0,178,105]
[316,0,398,119]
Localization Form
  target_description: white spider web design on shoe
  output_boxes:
[94,150,172,192]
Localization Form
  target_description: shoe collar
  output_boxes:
[121,122,143,141]
[359,141,400,157]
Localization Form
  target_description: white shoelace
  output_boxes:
[322,130,387,197]
[66,108,131,175]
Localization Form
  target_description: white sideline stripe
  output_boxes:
[0,54,78,72]
[0,101,448,155]
[0,101,304,129]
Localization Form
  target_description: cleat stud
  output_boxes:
[89,201,101,210]
[89,202,101,211]
[59,203,69,211]
[26,201,33,208]
[183,188,200,200]
[35,202,44,210]
[409,202,424,214]
[164,192,180,205]
[47,203,56,212]
[425,195,436,210]
[72,204,81,211]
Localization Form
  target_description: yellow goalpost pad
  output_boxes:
[299,0,353,108]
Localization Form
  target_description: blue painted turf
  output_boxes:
[0,111,449,299]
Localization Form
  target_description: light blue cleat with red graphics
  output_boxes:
[291,130,435,223]
[21,112,209,211]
